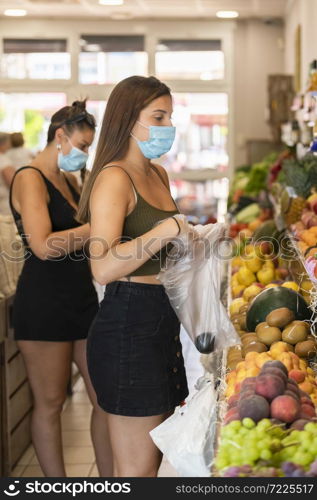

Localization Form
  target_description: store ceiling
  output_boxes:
[0,0,288,20]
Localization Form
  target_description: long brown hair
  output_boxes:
[77,76,171,223]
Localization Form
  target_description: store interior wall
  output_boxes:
[284,0,317,93]
[233,19,284,166]
[0,16,286,170]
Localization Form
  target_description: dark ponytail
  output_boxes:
[47,99,96,144]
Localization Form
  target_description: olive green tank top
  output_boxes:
[102,164,179,276]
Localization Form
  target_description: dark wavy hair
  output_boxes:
[47,99,96,144]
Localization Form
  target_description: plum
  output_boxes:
[261,360,288,376]
[290,419,311,430]
[195,333,215,353]
[241,377,257,391]
[284,390,300,401]
[238,395,270,422]
[260,367,288,384]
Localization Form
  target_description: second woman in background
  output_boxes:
[9,101,112,477]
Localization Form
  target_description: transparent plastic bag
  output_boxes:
[150,374,217,477]
[158,221,240,354]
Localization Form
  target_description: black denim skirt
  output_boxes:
[86,280,189,417]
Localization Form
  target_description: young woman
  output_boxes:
[78,76,190,477]
[10,101,112,477]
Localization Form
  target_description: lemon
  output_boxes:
[237,267,257,286]
[282,281,300,292]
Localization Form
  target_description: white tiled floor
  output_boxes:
[11,327,203,478]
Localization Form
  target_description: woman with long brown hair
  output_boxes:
[9,101,112,477]
[78,76,189,477]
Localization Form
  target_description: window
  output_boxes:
[1,39,70,80]
[164,92,228,172]
[155,39,224,80]
[79,35,148,84]
[162,92,229,221]
[0,93,67,150]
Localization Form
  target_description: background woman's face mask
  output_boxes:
[57,139,88,172]
[131,120,176,159]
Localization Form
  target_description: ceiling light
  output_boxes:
[4,9,27,17]
[99,0,124,5]
[216,10,239,19]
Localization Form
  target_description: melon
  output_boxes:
[246,286,311,332]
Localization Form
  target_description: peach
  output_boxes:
[227,372,237,382]
[300,396,315,408]
[270,395,301,423]
[310,394,317,406]
[255,374,286,401]
[234,382,242,393]
[236,361,246,372]
[289,370,306,384]
[299,381,314,394]
[224,408,240,425]
[245,367,260,377]
[225,387,235,398]
[227,394,240,409]
[236,369,247,383]
[299,360,308,370]
[245,351,259,362]
[288,352,301,368]
[299,404,316,419]
[307,367,314,375]
[255,353,272,369]
[270,342,289,358]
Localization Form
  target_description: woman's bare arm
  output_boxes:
[89,168,179,285]
[14,169,90,260]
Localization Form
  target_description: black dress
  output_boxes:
[9,166,98,341]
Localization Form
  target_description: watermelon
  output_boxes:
[246,286,311,332]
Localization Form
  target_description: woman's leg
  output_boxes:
[107,412,171,477]
[17,340,72,477]
[73,339,113,477]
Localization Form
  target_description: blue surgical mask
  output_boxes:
[131,120,176,159]
[57,141,88,172]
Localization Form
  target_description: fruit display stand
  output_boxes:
[211,203,317,477]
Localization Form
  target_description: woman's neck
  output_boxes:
[121,141,152,176]
[31,144,60,177]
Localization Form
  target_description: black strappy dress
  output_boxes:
[9,166,98,341]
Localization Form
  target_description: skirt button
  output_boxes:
[176,384,181,389]
[174,335,179,341]
[176,351,181,358]
[173,367,178,373]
